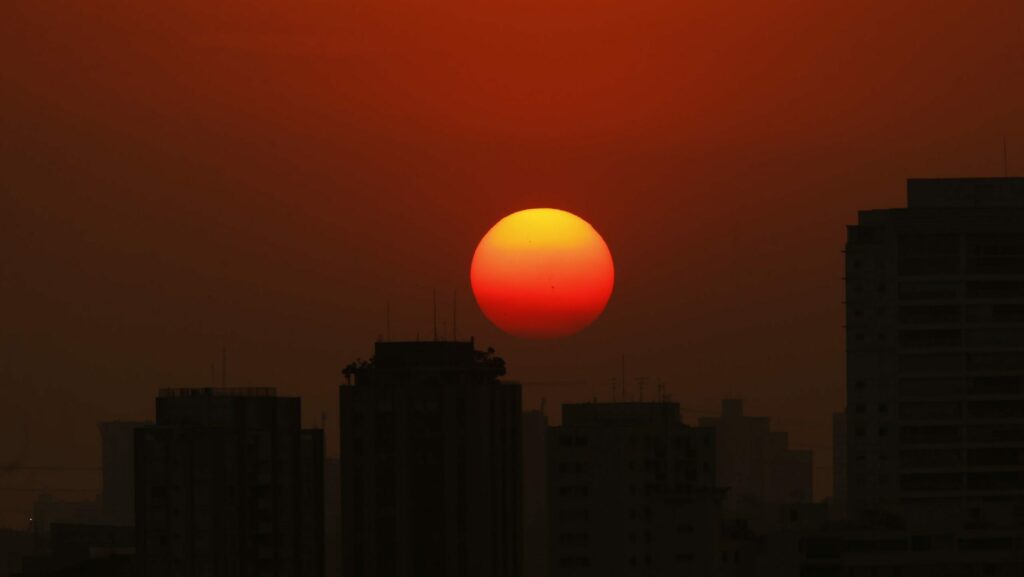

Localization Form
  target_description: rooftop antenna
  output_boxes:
[452,290,458,341]
[432,289,438,341]
[221,346,227,387]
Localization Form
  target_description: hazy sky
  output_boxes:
[3,0,1024,526]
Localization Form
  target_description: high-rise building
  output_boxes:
[844,178,1024,524]
[522,409,549,577]
[99,421,148,527]
[699,399,813,530]
[832,412,847,520]
[324,457,340,577]
[339,340,522,577]
[135,387,324,577]
[547,401,726,576]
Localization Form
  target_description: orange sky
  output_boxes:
[3,0,1024,525]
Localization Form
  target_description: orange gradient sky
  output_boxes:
[3,0,1024,523]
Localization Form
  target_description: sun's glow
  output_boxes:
[471,208,614,339]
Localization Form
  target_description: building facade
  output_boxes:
[339,341,522,577]
[699,399,813,530]
[135,388,323,577]
[548,401,723,576]
[99,421,149,527]
[844,178,1024,524]
[522,409,549,577]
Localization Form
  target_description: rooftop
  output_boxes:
[343,340,507,381]
[157,387,277,398]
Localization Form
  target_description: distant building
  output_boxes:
[29,495,100,536]
[339,341,522,577]
[324,457,340,577]
[844,178,1024,524]
[135,387,324,577]
[17,523,134,577]
[0,529,38,577]
[522,409,549,577]
[547,401,726,576]
[98,421,148,527]
[699,399,813,530]
[796,520,1024,577]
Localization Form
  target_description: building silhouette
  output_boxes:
[522,408,549,577]
[832,412,847,520]
[843,178,1024,525]
[29,495,100,536]
[699,399,813,531]
[324,457,340,577]
[339,340,521,577]
[16,523,135,576]
[135,387,324,577]
[99,421,148,527]
[547,401,726,576]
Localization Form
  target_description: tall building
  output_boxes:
[324,457,340,577]
[339,341,522,577]
[832,412,847,520]
[135,387,324,577]
[547,401,726,576]
[844,178,1024,524]
[99,421,149,527]
[699,399,813,530]
[522,409,549,577]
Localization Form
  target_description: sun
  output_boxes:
[470,208,615,339]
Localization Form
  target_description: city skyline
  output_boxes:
[5,2,1024,574]
[6,4,1024,525]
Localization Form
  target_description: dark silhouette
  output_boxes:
[339,341,521,577]
[547,401,724,576]
[823,177,1024,574]
[522,409,549,577]
[98,421,148,528]
[699,399,813,532]
[134,388,324,577]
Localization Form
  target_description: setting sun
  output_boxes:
[470,208,614,339]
